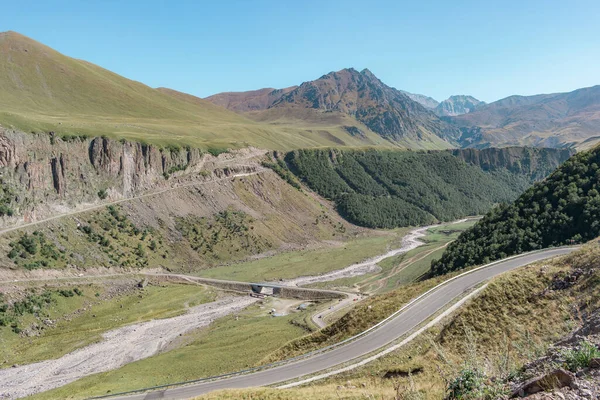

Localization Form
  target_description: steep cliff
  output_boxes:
[0,128,256,226]
[451,147,574,180]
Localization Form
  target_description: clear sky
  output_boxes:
[6,0,600,102]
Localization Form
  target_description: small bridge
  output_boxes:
[150,274,346,300]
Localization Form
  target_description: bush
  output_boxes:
[167,164,187,175]
[19,234,39,255]
[0,204,13,217]
[563,341,600,372]
[207,147,229,157]
[58,289,75,298]
[446,368,486,399]
[136,243,146,258]
[164,144,181,153]
[98,189,108,199]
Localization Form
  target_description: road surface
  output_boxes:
[311,295,363,329]
[110,247,575,400]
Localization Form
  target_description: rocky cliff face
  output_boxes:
[0,129,243,225]
[435,95,484,117]
[270,68,462,144]
[451,147,575,181]
[399,90,440,109]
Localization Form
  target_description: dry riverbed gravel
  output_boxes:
[0,296,257,399]
[283,224,440,287]
[0,223,452,399]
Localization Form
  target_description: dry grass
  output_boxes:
[0,32,400,151]
[202,243,600,399]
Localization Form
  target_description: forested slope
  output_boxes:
[283,148,571,228]
[431,146,600,275]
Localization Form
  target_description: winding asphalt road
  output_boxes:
[312,295,363,329]
[111,247,575,400]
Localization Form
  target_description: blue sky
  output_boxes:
[6,0,600,102]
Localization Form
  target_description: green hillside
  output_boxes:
[282,148,570,228]
[431,146,600,275]
[0,31,393,150]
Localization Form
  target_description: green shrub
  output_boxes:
[19,234,39,255]
[167,164,187,175]
[98,189,108,199]
[60,134,89,143]
[0,204,14,217]
[135,243,146,258]
[563,341,600,372]
[58,289,75,298]
[164,144,181,153]
[207,147,228,157]
[446,368,486,399]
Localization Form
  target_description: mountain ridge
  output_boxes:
[399,90,440,109]
[262,67,462,145]
[0,31,400,150]
[450,85,600,149]
[434,95,484,116]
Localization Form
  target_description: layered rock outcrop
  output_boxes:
[0,129,231,224]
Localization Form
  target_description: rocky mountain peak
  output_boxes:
[435,95,485,116]
[270,68,460,143]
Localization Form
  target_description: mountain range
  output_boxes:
[451,85,600,149]
[209,76,600,149]
[397,92,485,117]
[1,30,599,151]
[0,31,393,150]
[207,68,468,148]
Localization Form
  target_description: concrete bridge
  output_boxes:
[149,273,346,300]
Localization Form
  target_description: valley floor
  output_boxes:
[0,221,473,399]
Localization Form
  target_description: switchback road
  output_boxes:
[111,247,576,400]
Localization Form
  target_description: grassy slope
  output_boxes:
[30,299,312,400]
[432,145,600,276]
[197,231,407,282]
[201,243,600,400]
[0,282,216,367]
[306,220,477,293]
[0,31,393,151]
[0,171,360,276]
